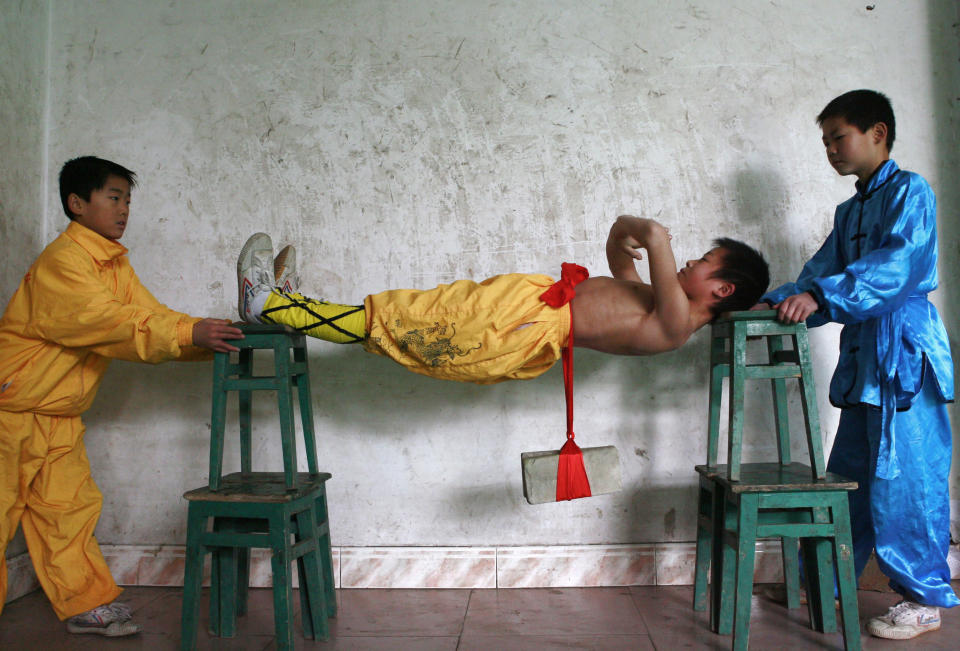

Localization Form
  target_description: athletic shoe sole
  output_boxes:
[237,232,273,321]
[867,617,940,640]
[66,620,143,636]
[275,244,298,293]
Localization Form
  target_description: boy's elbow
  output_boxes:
[657,318,693,351]
[664,330,691,351]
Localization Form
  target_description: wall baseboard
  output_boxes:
[7,542,959,602]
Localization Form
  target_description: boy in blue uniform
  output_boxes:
[760,90,957,640]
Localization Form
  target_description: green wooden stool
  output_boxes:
[706,310,826,481]
[693,465,803,612]
[694,310,828,615]
[209,323,318,491]
[702,463,860,651]
[180,472,336,651]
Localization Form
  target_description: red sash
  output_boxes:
[540,263,591,501]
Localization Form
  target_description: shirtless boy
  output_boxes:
[237,216,769,382]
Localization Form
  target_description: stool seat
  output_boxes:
[184,472,333,502]
[696,463,857,493]
[181,472,336,650]
[209,323,318,491]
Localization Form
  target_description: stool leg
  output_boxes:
[208,517,240,637]
[692,476,713,612]
[727,324,747,481]
[214,546,239,638]
[294,344,319,474]
[180,506,206,651]
[829,493,862,651]
[732,494,759,651]
[208,546,220,637]
[275,342,299,491]
[315,489,337,617]
[794,329,826,478]
[208,353,230,490]
[767,335,792,466]
[239,348,253,473]
[236,547,250,617]
[706,335,726,467]
[802,536,838,633]
[781,536,802,610]
[710,485,736,634]
[813,505,838,634]
[270,511,296,650]
[294,504,330,640]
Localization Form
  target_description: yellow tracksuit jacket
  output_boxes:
[0,221,205,618]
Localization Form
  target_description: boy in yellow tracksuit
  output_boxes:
[0,156,243,636]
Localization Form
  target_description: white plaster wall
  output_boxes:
[2,1,958,548]
[0,0,49,559]
[1,0,48,305]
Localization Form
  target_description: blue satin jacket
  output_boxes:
[762,160,954,479]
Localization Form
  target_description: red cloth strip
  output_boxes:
[540,263,591,501]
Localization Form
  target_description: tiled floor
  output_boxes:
[1,582,958,650]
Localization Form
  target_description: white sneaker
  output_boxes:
[274,244,299,294]
[238,232,275,322]
[867,600,941,640]
[66,602,142,637]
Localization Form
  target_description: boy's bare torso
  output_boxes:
[571,276,696,356]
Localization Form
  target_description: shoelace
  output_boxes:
[887,601,919,620]
[108,602,132,622]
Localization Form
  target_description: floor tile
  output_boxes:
[0,590,74,650]
[327,588,470,636]
[629,585,737,650]
[278,636,459,650]
[2,581,957,650]
[462,587,647,636]
[458,634,655,650]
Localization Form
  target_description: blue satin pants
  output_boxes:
[827,378,958,607]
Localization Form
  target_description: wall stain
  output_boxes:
[664,508,676,538]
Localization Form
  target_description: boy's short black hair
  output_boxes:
[709,238,770,318]
[817,89,896,152]
[59,156,137,220]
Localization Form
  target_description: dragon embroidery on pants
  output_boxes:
[388,320,481,366]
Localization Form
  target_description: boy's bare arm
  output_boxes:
[605,217,646,282]
[607,216,690,344]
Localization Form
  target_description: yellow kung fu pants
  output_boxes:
[362,273,571,384]
[0,410,121,619]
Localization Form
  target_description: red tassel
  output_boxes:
[542,263,592,501]
[557,436,592,501]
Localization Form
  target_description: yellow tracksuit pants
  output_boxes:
[0,410,121,619]
[363,273,571,384]
[262,274,571,383]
